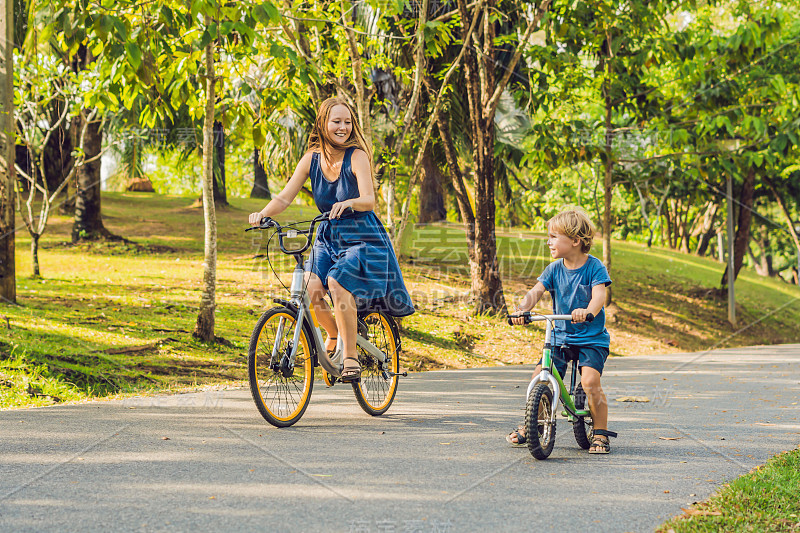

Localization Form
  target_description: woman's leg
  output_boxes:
[327,276,360,373]
[305,273,338,351]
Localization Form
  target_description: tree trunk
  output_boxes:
[602,58,614,306]
[0,0,14,302]
[30,233,40,278]
[72,46,110,242]
[72,114,109,242]
[44,98,72,198]
[721,167,756,288]
[695,203,718,256]
[434,94,476,258]
[194,24,218,343]
[764,175,800,285]
[212,120,227,206]
[418,145,446,223]
[463,1,505,314]
[250,148,271,199]
[678,199,691,253]
[664,201,675,249]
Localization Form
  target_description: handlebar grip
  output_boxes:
[507,313,531,326]
[585,313,594,323]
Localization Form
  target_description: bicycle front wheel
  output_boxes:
[248,307,314,427]
[352,311,400,416]
[526,383,556,460]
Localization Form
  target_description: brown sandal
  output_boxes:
[589,429,617,454]
[340,356,361,383]
[326,336,338,357]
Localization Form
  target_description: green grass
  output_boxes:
[658,448,800,532]
[1,192,799,409]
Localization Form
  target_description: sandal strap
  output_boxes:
[593,429,617,438]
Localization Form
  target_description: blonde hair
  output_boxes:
[548,208,595,254]
[307,97,374,181]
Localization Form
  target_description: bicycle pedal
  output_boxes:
[386,371,408,377]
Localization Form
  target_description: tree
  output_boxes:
[194,11,218,342]
[454,0,552,313]
[14,48,114,276]
[0,0,14,302]
[250,147,271,199]
[71,45,114,242]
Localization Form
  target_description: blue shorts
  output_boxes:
[537,345,609,378]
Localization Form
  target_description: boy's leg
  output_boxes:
[580,366,608,432]
[576,345,612,453]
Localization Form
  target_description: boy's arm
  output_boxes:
[510,282,547,324]
[516,281,547,312]
[572,283,606,323]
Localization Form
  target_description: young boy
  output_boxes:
[508,209,617,454]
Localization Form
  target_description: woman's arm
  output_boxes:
[248,152,313,225]
[328,148,375,219]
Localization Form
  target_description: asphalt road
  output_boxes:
[2,345,799,533]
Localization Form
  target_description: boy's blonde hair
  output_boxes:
[548,209,595,253]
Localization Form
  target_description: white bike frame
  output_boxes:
[524,314,574,428]
[275,250,388,379]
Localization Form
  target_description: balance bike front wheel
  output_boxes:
[526,383,556,459]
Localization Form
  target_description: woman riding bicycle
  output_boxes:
[248,97,415,383]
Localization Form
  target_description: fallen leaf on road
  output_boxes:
[755,423,776,426]
[659,437,682,440]
[681,508,722,517]
[161,437,170,440]
[616,396,650,402]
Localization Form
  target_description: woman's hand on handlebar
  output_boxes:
[329,200,354,219]
[248,212,265,226]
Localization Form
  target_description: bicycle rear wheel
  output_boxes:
[572,383,593,450]
[526,383,556,460]
[352,311,400,416]
[248,307,314,427]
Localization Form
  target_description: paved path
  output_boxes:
[2,345,799,533]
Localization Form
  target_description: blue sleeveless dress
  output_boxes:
[305,147,415,317]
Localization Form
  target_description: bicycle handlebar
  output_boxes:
[245,207,356,255]
[507,312,594,326]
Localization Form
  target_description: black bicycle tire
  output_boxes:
[572,383,593,450]
[352,311,400,416]
[526,383,556,460]
[248,306,314,427]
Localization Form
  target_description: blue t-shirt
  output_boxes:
[537,255,612,347]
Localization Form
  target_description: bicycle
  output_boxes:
[245,211,407,427]
[508,311,605,459]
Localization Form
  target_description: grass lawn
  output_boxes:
[658,447,800,532]
[2,192,799,408]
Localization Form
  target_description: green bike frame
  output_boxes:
[526,315,591,425]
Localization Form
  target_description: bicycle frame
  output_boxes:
[524,315,591,427]
[283,256,388,378]
[252,215,389,379]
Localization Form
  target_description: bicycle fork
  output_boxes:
[526,317,561,427]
